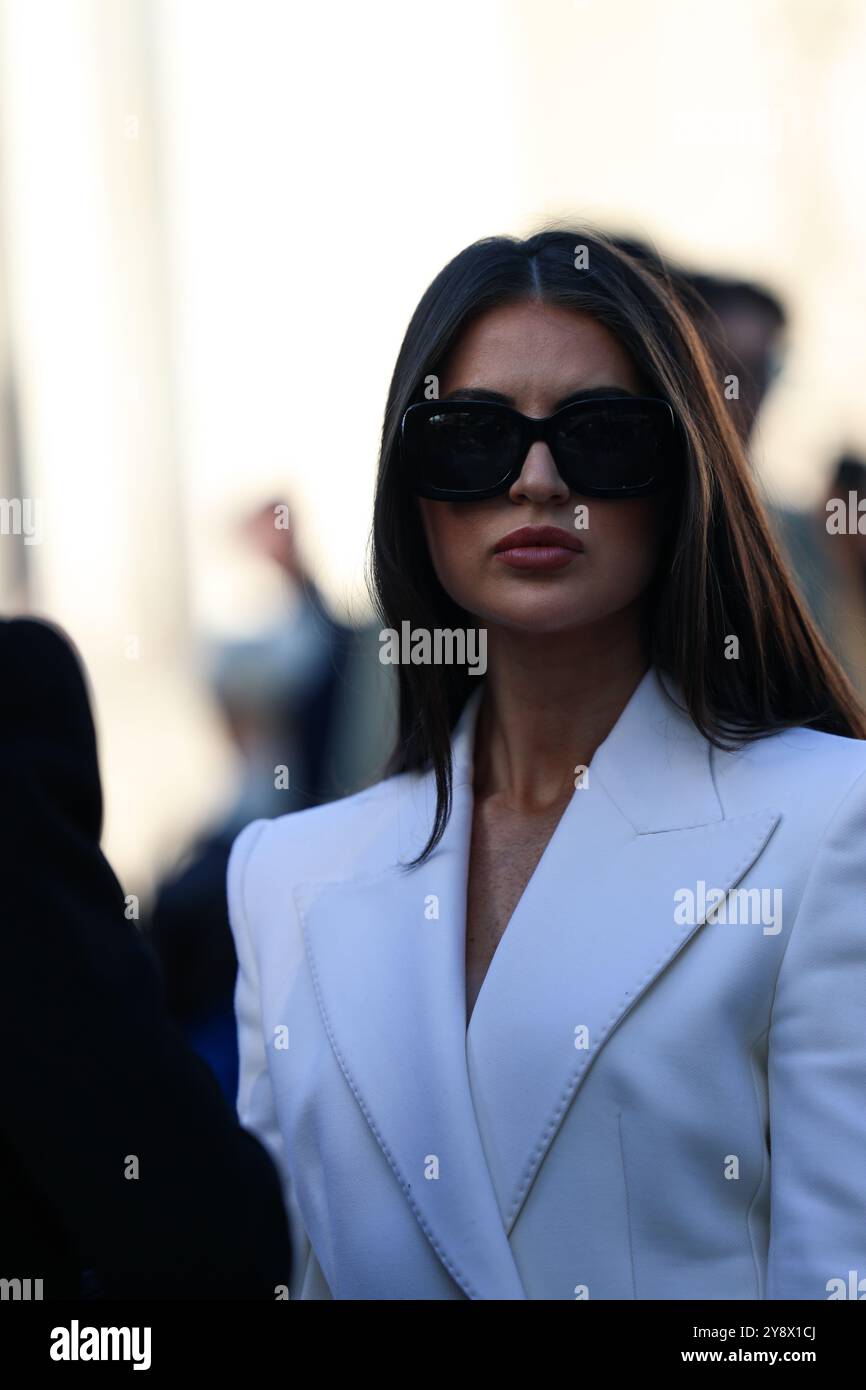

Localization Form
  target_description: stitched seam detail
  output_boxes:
[506,813,780,1223]
[297,900,481,1301]
[636,807,778,840]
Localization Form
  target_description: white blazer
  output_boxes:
[227,665,866,1300]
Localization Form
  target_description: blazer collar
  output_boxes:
[296,663,780,1299]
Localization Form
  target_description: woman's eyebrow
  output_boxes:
[440,385,636,408]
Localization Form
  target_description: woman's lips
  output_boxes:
[496,546,577,570]
[493,526,584,571]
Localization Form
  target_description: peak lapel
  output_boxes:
[465,668,781,1231]
[297,687,526,1300]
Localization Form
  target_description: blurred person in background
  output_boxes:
[813,453,866,694]
[608,239,787,445]
[681,270,824,616]
[0,617,291,1298]
[683,272,787,445]
[615,238,866,696]
[146,500,395,1103]
[685,274,866,696]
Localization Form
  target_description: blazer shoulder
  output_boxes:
[713,722,866,825]
[228,771,411,903]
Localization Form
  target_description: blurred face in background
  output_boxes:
[417,298,668,643]
[696,297,785,444]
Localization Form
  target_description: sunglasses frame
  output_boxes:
[401,395,680,501]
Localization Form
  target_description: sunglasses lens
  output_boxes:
[405,397,677,498]
[553,400,672,493]
[408,407,520,495]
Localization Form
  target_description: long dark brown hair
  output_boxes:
[369,226,866,864]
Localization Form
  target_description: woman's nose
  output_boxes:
[508,441,570,504]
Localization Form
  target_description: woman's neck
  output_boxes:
[472,617,649,811]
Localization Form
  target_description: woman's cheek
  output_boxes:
[420,504,494,604]
[585,502,664,599]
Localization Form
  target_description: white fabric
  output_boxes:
[228,665,866,1300]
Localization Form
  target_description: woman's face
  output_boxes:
[418,299,667,637]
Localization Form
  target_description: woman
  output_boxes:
[228,229,866,1300]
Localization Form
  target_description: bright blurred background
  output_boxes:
[2,0,866,901]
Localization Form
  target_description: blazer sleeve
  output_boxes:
[228,818,325,1298]
[766,766,866,1299]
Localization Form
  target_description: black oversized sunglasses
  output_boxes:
[401,395,680,501]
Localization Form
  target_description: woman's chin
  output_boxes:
[473,599,602,638]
